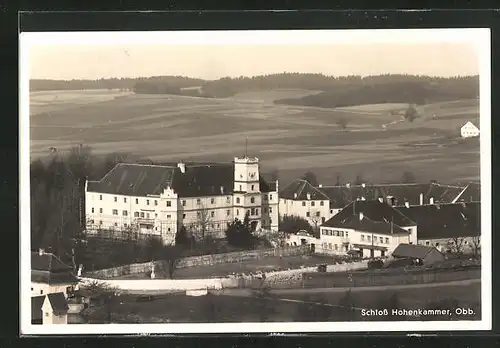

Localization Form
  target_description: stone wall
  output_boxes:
[86,245,311,279]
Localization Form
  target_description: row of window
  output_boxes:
[98,194,274,206]
[305,211,322,217]
[301,201,325,207]
[322,243,349,252]
[360,234,390,244]
[322,229,349,237]
[92,206,275,218]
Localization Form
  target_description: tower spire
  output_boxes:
[245,137,248,158]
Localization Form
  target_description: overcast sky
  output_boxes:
[25,30,482,80]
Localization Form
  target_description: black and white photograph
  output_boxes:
[20,28,491,334]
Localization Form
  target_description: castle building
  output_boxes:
[84,156,279,244]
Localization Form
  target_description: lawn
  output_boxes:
[29,90,481,185]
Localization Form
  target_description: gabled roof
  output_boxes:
[462,121,479,129]
[46,292,69,315]
[322,214,409,236]
[452,182,481,203]
[324,200,417,228]
[392,243,442,259]
[31,295,45,321]
[395,202,480,239]
[318,183,465,209]
[87,162,277,197]
[31,252,78,285]
[280,179,330,201]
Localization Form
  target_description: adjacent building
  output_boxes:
[31,292,69,325]
[85,156,279,244]
[460,121,480,138]
[395,202,481,254]
[391,243,446,266]
[318,200,418,258]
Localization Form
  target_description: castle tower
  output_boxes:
[233,156,262,231]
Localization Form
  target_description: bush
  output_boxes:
[368,259,384,270]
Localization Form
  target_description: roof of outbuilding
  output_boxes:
[46,292,69,315]
[87,162,277,197]
[31,295,45,321]
[279,179,330,201]
[392,243,442,260]
[31,252,78,285]
[395,202,480,239]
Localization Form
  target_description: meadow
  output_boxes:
[29,89,481,185]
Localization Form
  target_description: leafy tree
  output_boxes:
[225,212,255,248]
[404,105,419,122]
[302,171,319,186]
[401,171,417,184]
[279,215,313,235]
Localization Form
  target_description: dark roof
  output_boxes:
[88,162,277,197]
[392,243,441,259]
[323,214,409,235]
[395,202,480,239]
[31,252,78,285]
[280,179,330,200]
[318,183,465,209]
[323,200,417,228]
[31,295,45,321]
[453,182,481,203]
[46,292,69,315]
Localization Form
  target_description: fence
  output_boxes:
[85,245,311,278]
[301,264,481,289]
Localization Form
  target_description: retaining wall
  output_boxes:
[85,245,311,279]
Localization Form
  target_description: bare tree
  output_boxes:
[309,210,322,234]
[448,237,466,255]
[79,280,121,323]
[471,236,481,257]
[265,230,287,248]
[336,118,348,130]
[195,203,213,242]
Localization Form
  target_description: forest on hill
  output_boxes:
[30,73,479,107]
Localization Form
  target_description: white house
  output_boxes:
[318,200,418,258]
[31,249,79,298]
[32,292,69,325]
[460,121,480,138]
[85,156,279,244]
[279,179,332,227]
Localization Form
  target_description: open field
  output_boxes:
[29,89,481,184]
[83,281,480,323]
[112,254,333,280]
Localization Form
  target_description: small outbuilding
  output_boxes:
[31,292,69,325]
[391,243,445,266]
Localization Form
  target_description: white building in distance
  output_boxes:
[460,121,480,138]
[85,156,279,244]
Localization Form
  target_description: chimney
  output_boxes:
[39,248,45,256]
[359,212,364,221]
[220,186,224,194]
[306,193,311,200]
[177,162,186,173]
[361,196,366,201]
[378,197,384,203]
[430,197,434,205]
[405,201,410,208]
[318,184,323,188]
[293,193,298,199]
[419,193,424,206]
[346,183,350,188]
[361,183,366,188]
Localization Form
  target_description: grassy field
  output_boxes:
[29,89,481,184]
[83,281,481,323]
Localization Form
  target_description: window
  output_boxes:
[112,209,118,215]
[322,243,328,250]
[367,236,371,242]
[146,213,150,219]
[134,212,139,217]
[114,197,117,202]
[306,212,310,217]
[322,230,326,235]
[236,197,240,204]
[426,241,430,246]
[140,212,145,218]
[302,202,306,206]
[45,312,49,317]
[316,211,320,217]
[247,210,250,216]
[322,217,326,223]
[217,224,220,229]
[124,223,128,227]
[263,207,268,213]
[251,197,255,203]
[146,200,150,205]
[114,222,118,227]
[91,207,94,213]
[385,238,389,244]
[197,198,201,205]
[40,290,43,294]
[154,200,158,206]
[211,211,215,218]
[345,232,348,237]
[123,210,128,216]
[99,208,103,213]
[167,228,171,232]
[435,242,440,247]
[269,195,273,200]
[334,244,338,251]
[99,220,103,225]
[311,201,315,207]
[239,185,242,191]
[183,213,186,219]
[136,198,139,204]
[255,209,259,216]
[226,197,231,203]
[182,200,186,206]
[328,243,332,250]
[167,201,172,207]
[236,209,239,216]
[269,218,272,224]
[361,235,365,241]
[211,198,215,204]
[167,214,171,219]
[226,210,230,216]
[269,207,273,213]
[99,195,102,200]
[251,184,255,190]
[155,213,158,218]
[124,198,127,203]
[251,208,255,215]
[320,201,324,206]
[90,219,94,224]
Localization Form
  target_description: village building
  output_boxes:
[395,202,481,254]
[391,243,445,266]
[31,292,69,325]
[85,156,279,244]
[460,121,480,138]
[285,230,318,247]
[318,200,418,258]
[279,179,331,228]
[31,249,79,298]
